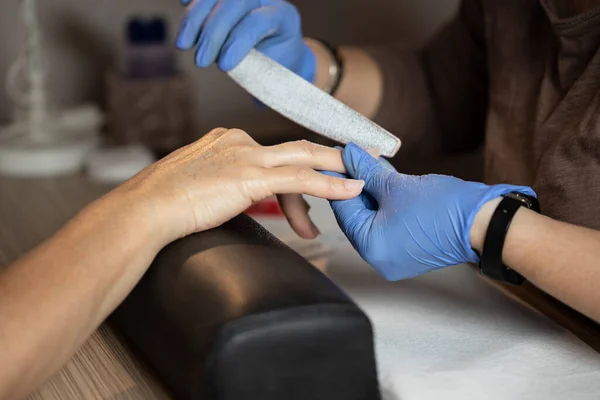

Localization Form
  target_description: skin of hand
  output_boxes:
[0,129,364,399]
[117,128,366,246]
[325,143,534,280]
[176,0,316,81]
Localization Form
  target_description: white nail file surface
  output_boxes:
[228,49,401,157]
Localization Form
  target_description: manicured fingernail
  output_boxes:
[345,179,365,191]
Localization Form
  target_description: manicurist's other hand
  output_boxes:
[176,0,315,81]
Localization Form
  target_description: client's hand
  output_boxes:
[326,143,535,281]
[114,129,364,247]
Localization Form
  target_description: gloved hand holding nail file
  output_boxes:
[175,0,400,156]
[227,50,402,158]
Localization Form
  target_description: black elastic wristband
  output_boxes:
[317,40,344,97]
[479,196,534,285]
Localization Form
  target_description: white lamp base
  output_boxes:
[0,123,99,178]
[85,144,155,185]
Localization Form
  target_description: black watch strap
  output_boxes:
[478,193,540,285]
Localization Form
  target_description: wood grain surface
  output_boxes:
[0,175,171,400]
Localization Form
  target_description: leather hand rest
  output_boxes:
[110,214,380,400]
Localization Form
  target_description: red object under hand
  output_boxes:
[245,198,284,217]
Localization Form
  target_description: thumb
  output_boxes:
[343,143,391,203]
[323,170,376,250]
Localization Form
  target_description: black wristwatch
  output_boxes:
[478,192,540,285]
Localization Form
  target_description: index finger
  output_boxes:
[261,166,365,200]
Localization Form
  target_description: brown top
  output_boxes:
[368,0,600,230]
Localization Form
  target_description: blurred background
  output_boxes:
[0,0,482,181]
[0,0,457,132]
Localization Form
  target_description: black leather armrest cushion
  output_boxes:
[110,214,380,400]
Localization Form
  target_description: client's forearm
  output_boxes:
[472,200,600,323]
[0,192,162,399]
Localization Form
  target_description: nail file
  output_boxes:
[227,49,401,157]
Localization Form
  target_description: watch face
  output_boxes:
[504,192,540,212]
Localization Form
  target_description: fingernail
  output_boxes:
[345,179,365,191]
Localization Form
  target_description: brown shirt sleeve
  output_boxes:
[364,0,489,156]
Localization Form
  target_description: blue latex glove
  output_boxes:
[326,143,536,281]
[176,0,315,82]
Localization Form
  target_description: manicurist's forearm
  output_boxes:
[0,192,162,399]
[505,208,600,323]
[472,199,600,323]
[307,39,383,119]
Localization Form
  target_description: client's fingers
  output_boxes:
[263,166,364,200]
[277,194,319,239]
[250,140,346,173]
[247,140,381,173]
